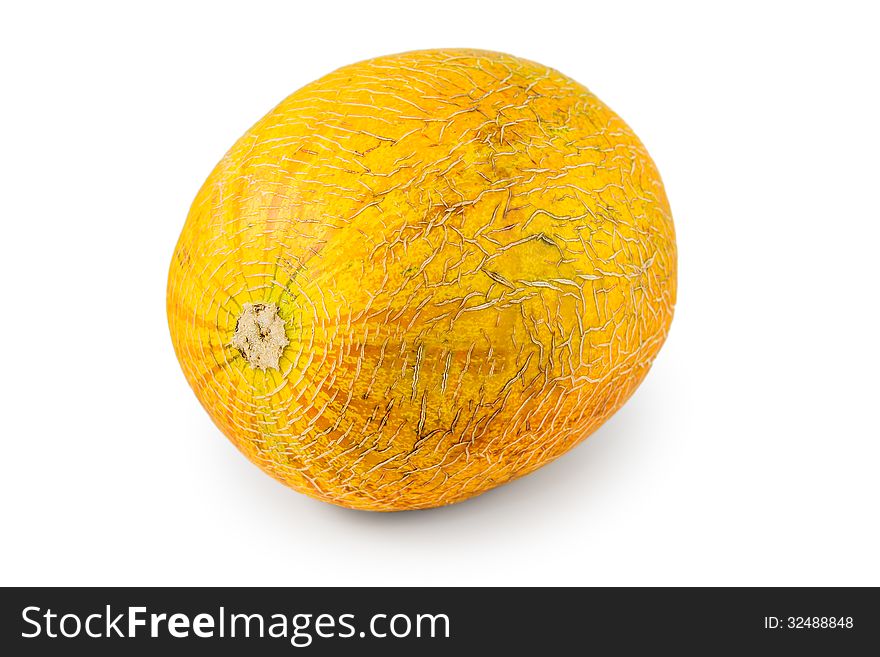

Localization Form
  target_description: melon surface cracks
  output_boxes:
[167,49,677,511]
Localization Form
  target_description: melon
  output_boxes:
[167,49,677,511]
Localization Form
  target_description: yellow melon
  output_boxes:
[167,49,677,511]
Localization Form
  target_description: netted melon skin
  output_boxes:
[167,49,677,511]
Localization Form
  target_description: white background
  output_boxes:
[2,1,878,586]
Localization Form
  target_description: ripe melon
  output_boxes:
[167,49,677,511]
